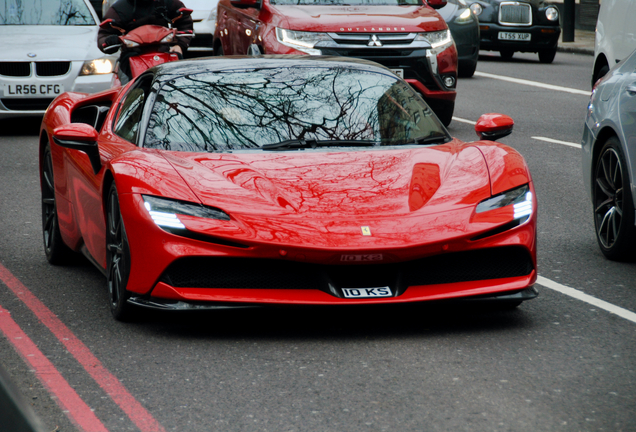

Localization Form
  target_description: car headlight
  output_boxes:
[415,29,453,50]
[143,195,230,230]
[469,2,483,16]
[545,6,559,21]
[476,184,533,220]
[79,57,116,75]
[122,39,140,48]
[455,8,474,24]
[275,28,333,54]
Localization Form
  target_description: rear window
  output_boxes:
[0,0,95,25]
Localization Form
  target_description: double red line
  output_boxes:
[0,263,165,432]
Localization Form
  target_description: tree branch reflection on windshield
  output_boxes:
[145,66,447,152]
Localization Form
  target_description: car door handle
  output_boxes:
[627,84,636,95]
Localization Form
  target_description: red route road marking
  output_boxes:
[0,306,109,432]
[0,263,166,432]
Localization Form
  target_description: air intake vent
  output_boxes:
[1,98,54,111]
[36,62,71,77]
[0,62,31,77]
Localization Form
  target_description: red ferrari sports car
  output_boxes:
[40,56,537,321]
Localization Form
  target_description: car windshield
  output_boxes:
[144,66,449,152]
[0,0,95,25]
[270,0,421,5]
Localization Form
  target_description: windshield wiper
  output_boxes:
[261,139,378,151]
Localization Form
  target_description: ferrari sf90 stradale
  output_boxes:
[40,56,537,320]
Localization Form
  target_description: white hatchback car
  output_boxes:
[102,0,218,53]
[0,0,116,119]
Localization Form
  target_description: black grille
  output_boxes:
[159,247,534,296]
[36,62,71,76]
[1,98,54,111]
[0,62,31,77]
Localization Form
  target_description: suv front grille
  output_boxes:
[0,62,31,77]
[499,2,532,25]
[35,62,71,76]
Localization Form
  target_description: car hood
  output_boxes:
[271,5,447,33]
[161,142,490,218]
[0,26,104,61]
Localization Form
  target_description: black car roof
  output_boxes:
[151,55,394,83]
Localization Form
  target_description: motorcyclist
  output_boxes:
[98,0,193,84]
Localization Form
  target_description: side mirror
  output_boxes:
[52,124,102,174]
[230,0,260,9]
[475,113,514,141]
[427,0,448,9]
[172,7,193,23]
[100,18,125,33]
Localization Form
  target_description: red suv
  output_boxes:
[214,0,458,126]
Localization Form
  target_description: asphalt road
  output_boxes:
[0,50,634,432]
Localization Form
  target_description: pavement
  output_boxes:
[558,28,595,55]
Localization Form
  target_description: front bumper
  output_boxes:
[478,24,560,52]
[118,190,538,307]
[0,64,112,119]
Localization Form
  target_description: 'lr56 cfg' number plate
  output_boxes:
[342,287,393,298]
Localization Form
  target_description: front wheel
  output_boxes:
[106,183,133,321]
[538,48,557,64]
[41,145,75,264]
[592,137,636,261]
[458,60,477,78]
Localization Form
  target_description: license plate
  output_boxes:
[498,32,531,41]
[342,287,393,298]
[390,68,404,78]
[3,83,64,98]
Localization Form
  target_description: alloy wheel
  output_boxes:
[594,146,624,249]
[106,185,131,320]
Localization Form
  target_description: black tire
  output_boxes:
[592,63,609,88]
[429,100,454,127]
[538,48,557,64]
[41,145,75,264]
[592,137,636,261]
[106,183,133,321]
[458,60,477,78]
[500,49,514,60]
[215,42,224,56]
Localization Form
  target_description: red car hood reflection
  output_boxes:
[272,5,447,33]
[161,142,491,219]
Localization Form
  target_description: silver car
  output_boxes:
[582,48,636,261]
[0,0,116,119]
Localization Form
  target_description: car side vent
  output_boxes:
[71,104,112,131]
[36,62,71,77]
[0,62,31,77]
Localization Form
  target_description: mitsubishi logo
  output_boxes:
[368,35,382,47]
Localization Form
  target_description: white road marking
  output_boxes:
[474,71,591,96]
[532,136,582,149]
[452,116,476,125]
[537,276,636,324]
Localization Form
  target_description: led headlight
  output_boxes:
[469,2,483,16]
[143,195,230,230]
[455,8,474,24]
[275,28,333,55]
[476,184,533,220]
[415,30,453,50]
[79,57,116,75]
[545,6,559,21]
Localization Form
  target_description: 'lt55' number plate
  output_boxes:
[342,287,393,298]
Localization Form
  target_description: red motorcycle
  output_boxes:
[100,8,193,86]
